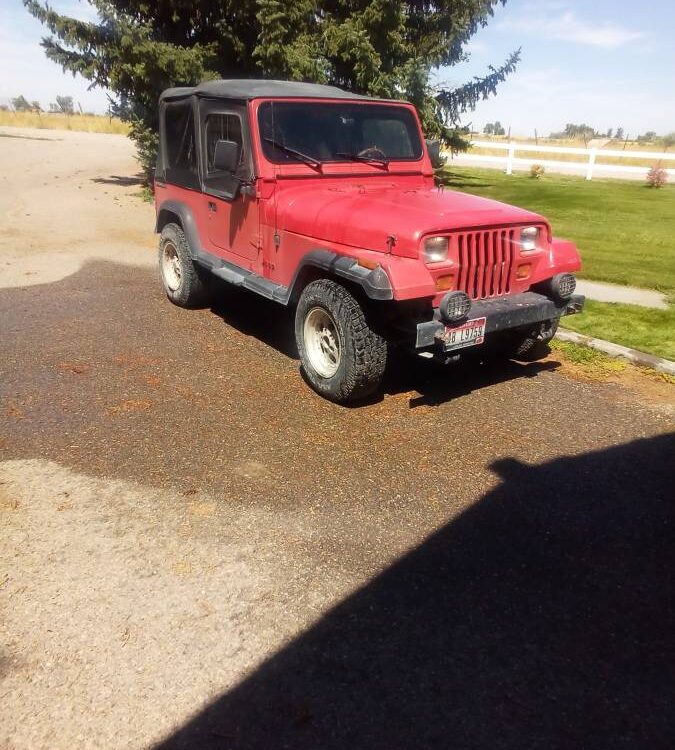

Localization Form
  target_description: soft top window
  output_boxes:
[163,99,198,188]
[205,113,244,174]
[201,110,249,200]
[258,101,423,164]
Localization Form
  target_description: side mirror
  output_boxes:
[213,139,240,173]
[426,139,446,170]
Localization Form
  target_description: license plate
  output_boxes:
[441,317,487,351]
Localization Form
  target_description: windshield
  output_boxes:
[258,101,423,165]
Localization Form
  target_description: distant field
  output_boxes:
[0,110,128,135]
[473,134,671,151]
[469,136,675,170]
[442,167,675,297]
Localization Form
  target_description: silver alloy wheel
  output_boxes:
[161,241,182,292]
[303,306,342,378]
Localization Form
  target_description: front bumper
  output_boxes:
[415,292,585,349]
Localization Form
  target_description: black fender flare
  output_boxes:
[287,249,393,302]
[155,199,210,264]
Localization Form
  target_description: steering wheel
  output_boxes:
[358,146,387,160]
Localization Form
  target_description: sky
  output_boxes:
[1,0,674,137]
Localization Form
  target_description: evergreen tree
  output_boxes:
[11,95,32,112]
[661,133,675,151]
[55,95,75,114]
[25,0,519,180]
[550,123,598,141]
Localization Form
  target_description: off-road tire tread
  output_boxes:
[158,222,210,308]
[296,279,387,403]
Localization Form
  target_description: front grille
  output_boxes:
[455,228,517,299]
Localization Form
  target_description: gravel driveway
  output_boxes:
[1,127,673,750]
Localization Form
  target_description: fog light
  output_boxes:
[440,290,471,323]
[550,273,576,300]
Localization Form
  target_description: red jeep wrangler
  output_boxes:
[155,80,583,403]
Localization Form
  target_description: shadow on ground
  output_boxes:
[210,283,297,359]
[0,132,58,141]
[383,353,558,408]
[209,281,560,407]
[91,173,144,186]
[155,433,674,750]
[438,170,496,190]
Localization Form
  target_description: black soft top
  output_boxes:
[160,79,397,103]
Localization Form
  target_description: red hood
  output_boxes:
[276,182,547,258]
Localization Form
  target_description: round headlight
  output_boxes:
[423,236,449,263]
[520,226,539,252]
[440,291,472,323]
[550,273,576,300]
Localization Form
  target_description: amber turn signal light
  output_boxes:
[435,274,455,291]
[516,263,532,280]
[357,257,380,270]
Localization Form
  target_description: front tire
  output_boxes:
[295,279,387,403]
[158,223,210,308]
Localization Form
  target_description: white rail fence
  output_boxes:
[448,140,675,181]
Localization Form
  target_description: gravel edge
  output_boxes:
[557,329,675,376]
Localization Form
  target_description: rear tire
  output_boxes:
[158,222,211,308]
[506,318,559,361]
[295,279,387,403]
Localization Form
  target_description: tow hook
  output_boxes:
[418,350,461,366]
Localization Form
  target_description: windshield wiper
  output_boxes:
[263,137,322,170]
[336,151,390,168]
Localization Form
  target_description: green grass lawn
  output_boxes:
[561,300,675,361]
[440,167,675,297]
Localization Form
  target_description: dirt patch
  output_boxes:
[0,127,155,289]
[56,361,91,375]
[106,397,155,415]
[0,460,271,748]
[547,342,674,413]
